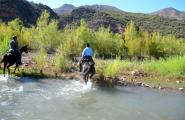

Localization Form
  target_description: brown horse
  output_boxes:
[1,45,28,76]
[82,61,95,84]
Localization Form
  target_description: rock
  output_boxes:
[142,83,150,87]
[131,70,146,77]
[117,81,127,86]
[136,82,142,86]
[176,81,180,84]
[158,86,164,90]
[178,88,184,91]
[24,63,28,66]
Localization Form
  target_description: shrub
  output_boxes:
[54,45,70,72]
[103,57,124,77]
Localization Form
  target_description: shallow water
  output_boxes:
[0,74,185,120]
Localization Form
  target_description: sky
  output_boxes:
[27,0,185,13]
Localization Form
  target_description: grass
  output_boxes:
[143,56,185,77]
[95,56,185,88]
[96,56,185,77]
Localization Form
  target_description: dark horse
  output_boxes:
[82,61,95,84]
[1,45,28,76]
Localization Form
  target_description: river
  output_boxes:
[0,75,185,120]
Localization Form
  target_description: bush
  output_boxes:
[103,57,124,77]
[33,49,48,69]
[54,45,70,72]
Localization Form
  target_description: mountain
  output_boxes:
[0,0,58,26]
[83,5,121,11]
[150,7,185,20]
[0,1,185,38]
[53,4,76,15]
[54,4,121,15]
[59,6,185,38]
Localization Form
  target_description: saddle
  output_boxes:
[7,50,18,60]
[7,50,15,55]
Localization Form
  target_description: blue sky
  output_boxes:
[27,0,185,13]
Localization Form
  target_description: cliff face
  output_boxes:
[0,0,58,26]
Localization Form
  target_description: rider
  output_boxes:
[79,43,94,72]
[9,35,22,65]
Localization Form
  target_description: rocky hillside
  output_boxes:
[59,6,185,38]
[54,4,121,15]
[0,0,58,26]
[0,1,185,38]
[150,7,185,20]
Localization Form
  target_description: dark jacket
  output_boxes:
[9,39,19,51]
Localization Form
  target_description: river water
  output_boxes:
[0,74,185,120]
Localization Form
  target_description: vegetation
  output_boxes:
[143,56,185,77]
[95,56,185,77]
[0,10,185,60]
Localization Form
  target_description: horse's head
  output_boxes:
[20,45,28,53]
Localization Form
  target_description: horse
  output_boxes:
[82,61,95,84]
[1,45,28,76]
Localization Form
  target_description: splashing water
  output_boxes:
[82,80,93,90]
[0,74,9,82]
[57,80,94,97]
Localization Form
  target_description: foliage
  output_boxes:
[54,44,70,72]
[103,57,124,77]
[94,27,124,57]
[33,10,61,51]
[33,49,48,69]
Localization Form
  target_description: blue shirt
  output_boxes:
[82,47,94,57]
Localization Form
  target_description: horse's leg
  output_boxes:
[13,63,19,73]
[7,64,11,75]
[85,76,88,85]
[18,66,20,72]
[3,62,7,77]
[83,74,87,84]
[89,64,95,79]
[90,73,93,79]
[86,74,89,83]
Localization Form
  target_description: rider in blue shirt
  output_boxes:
[80,43,94,72]
[82,44,93,57]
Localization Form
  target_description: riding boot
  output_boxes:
[79,62,82,72]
